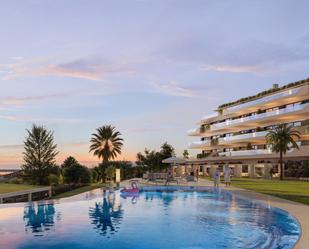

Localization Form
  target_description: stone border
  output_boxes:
[0,186,52,203]
[225,186,309,249]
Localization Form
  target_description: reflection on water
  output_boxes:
[89,193,123,237]
[23,203,60,235]
[120,192,139,204]
[0,189,300,249]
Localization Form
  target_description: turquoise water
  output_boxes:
[0,187,300,249]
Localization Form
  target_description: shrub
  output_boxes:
[304,162,309,177]
[52,183,86,196]
[47,174,60,186]
[91,169,98,183]
[64,165,91,184]
[106,166,115,181]
[9,177,23,184]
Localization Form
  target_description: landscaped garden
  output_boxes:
[231,178,309,205]
[0,183,40,194]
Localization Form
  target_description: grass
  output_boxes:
[51,183,106,199]
[0,183,40,194]
[231,178,309,205]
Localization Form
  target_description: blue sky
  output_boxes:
[0,0,309,168]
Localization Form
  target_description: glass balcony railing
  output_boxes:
[225,87,300,113]
[201,113,218,122]
[188,140,210,148]
[219,131,268,143]
[218,149,272,157]
[218,142,300,157]
[211,103,309,130]
[187,128,200,135]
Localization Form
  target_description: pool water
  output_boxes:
[0,187,300,249]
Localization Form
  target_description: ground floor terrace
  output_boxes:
[175,152,309,179]
[172,163,280,179]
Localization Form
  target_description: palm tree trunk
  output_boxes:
[279,151,283,180]
[101,160,108,183]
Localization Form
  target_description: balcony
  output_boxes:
[187,128,200,136]
[218,149,272,157]
[218,142,301,157]
[201,113,218,123]
[219,131,268,143]
[188,140,210,149]
[211,103,309,131]
[223,86,303,114]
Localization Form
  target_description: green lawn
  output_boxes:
[0,183,40,194]
[51,183,106,199]
[231,178,309,205]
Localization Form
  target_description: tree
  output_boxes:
[89,125,123,182]
[160,142,175,159]
[183,149,189,159]
[135,142,175,171]
[61,156,79,169]
[90,167,100,183]
[64,164,91,184]
[62,156,91,184]
[22,124,59,185]
[89,125,124,163]
[266,124,300,180]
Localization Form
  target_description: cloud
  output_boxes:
[0,114,92,123]
[0,57,134,81]
[152,81,198,97]
[39,65,102,81]
[158,33,309,75]
[0,144,23,150]
[199,64,261,74]
[0,95,63,107]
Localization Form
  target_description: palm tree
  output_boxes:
[90,125,124,162]
[266,124,300,180]
[90,125,123,181]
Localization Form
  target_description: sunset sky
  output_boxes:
[1,0,309,169]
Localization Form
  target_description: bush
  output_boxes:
[64,165,91,184]
[304,162,309,177]
[91,169,98,183]
[52,183,86,196]
[9,177,23,184]
[285,161,309,178]
[47,174,60,186]
[106,166,115,181]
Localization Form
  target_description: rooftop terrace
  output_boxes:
[218,78,309,110]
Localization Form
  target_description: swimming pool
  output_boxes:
[0,186,300,249]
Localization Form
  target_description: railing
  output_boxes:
[219,131,268,143]
[211,103,309,130]
[201,113,218,122]
[188,140,210,149]
[218,149,272,157]
[224,87,300,113]
[187,128,200,136]
[218,143,300,157]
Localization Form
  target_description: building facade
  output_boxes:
[187,79,309,178]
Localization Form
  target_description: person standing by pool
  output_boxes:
[224,165,231,187]
[213,168,220,188]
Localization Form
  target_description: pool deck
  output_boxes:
[133,178,309,249]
